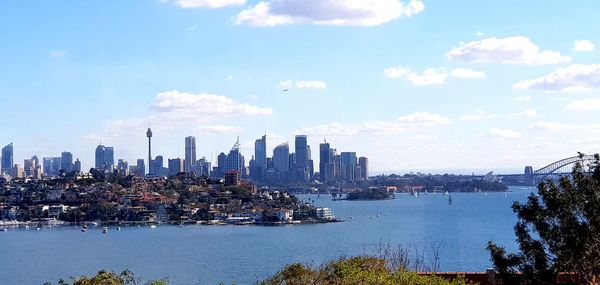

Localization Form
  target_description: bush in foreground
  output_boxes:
[259,256,471,285]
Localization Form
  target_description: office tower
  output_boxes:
[117,159,128,174]
[195,157,211,176]
[1,143,14,175]
[524,166,534,186]
[42,157,62,176]
[340,152,357,183]
[136,159,145,176]
[333,154,341,180]
[225,137,245,175]
[319,142,333,182]
[254,135,267,181]
[217,152,227,177]
[184,136,197,173]
[152,155,164,176]
[61,152,73,172]
[273,142,289,175]
[24,155,39,177]
[168,158,184,176]
[146,128,153,175]
[73,159,82,172]
[95,145,114,171]
[294,135,308,170]
[358,157,369,180]
[11,164,24,178]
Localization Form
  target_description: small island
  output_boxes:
[344,188,395,201]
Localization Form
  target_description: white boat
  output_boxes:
[1,228,7,232]
[150,225,157,229]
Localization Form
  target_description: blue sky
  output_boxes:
[1,0,599,174]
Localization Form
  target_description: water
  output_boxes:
[0,186,533,285]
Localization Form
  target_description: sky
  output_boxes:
[1,0,599,174]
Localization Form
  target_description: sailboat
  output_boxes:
[448,194,453,205]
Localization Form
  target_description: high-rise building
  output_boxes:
[217,152,227,177]
[319,142,333,182]
[168,158,184,176]
[294,135,308,170]
[117,159,129,175]
[152,155,164,176]
[24,155,40,178]
[358,157,369,181]
[73,159,82,172]
[146,128,153,175]
[61,152,73,172]
[10,164,24,178]
[254,135,267,181]
[95,145,114,171]
[340,152,357,183]
[136,159,145,176]
[184,136,197,173]
[1,143,14,175]
[194,157,211,176]
[273,142,289,175]
[42,157,62,176]
[225,137,245,175]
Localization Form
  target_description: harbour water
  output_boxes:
[0,186,533,285]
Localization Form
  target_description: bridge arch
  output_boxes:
[534,155,597,181]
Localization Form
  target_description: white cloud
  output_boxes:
[450,68,486,79]
[565,98,600,111]
[514,64,600,92]
[151,90,273,117]
[529,121,577,132]
[173,0,246,8]
[515,96,532,102]
[384,66,484,85]
[278,80,327,89]
[459,110,495,121]
[447,36,571,65]
[236,0,424,27]
[507,109,536,118]
[573,40,595,52]
[479,128,522,139]
[50,50,67,58]
[194,125,244,134]
[299,112,450,136]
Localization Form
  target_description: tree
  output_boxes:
[488,153,600,285]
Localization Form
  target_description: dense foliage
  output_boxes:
[346,188,394,200]
[488,153,600,285]
[44,270,167,285]
[259,256,470,285]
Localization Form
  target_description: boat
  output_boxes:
[102,227,108,234]
[444,191,449,196]
[448,195,453,205]
[150,225,157,229]
[81,229,86,232]
[116,227,121,231]
[1,228,7,232]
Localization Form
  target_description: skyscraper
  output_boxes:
[73,159,82,172]
[168,158,184,176]
[146,128,153,175]
[60,152,73,172]
[273,142,289,175]
[294,135,308,170]
[254,135,267,181]
[340,152,357,183]
[1,143,14,175]
[217,152,227,177]
[184,136,197,173]
[136,159,145,175]
[225,137,245,175]
[95,145,115,171]
[152,155,164,176]
[319,142,333,182]
[358,157,369,181]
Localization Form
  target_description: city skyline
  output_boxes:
[1,1,600,173]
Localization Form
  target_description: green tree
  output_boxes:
[488,153,600,285]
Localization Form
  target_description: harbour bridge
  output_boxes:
[532,154,597,183]
[497,154,598,186]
